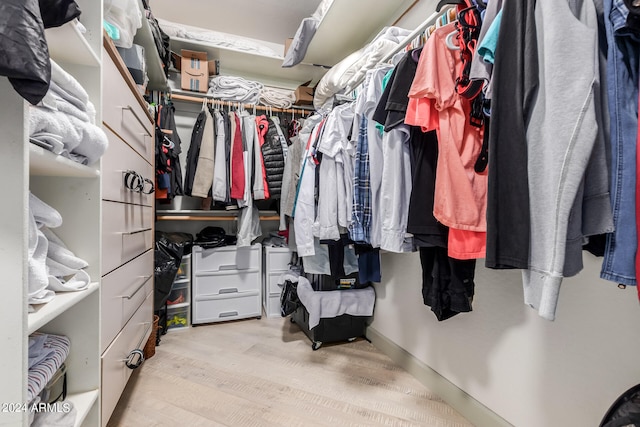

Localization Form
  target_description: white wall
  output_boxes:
[371,252,640,426]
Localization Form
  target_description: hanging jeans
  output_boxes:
[601,0,640,286]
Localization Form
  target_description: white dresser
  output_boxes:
[263,246,293,318]
[100,36,155,427]
[192,244,262,324]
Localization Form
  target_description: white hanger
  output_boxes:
[445,30,460,50]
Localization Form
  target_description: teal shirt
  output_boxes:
[477,10,503,64]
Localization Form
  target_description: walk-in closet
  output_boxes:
[2,0,640,426]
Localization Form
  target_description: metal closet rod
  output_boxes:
[170,93,312,115]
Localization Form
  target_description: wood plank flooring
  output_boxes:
[107,316,474,427]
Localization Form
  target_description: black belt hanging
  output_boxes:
[455,6,483,100]
[473,98,490,173]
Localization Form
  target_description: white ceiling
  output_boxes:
[149,0,324,44]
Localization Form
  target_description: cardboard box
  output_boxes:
[176,49,217,93]
[171,51,219,76]
[294,80,314,105]
[284,38,294,57]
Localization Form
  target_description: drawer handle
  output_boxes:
[122,321,152,370]
[219,287,238,294]
[121,105,152,137]
[219,264,239,271]
[120,227,152,236]
[123,170,155,194]
[119,276,152,299]
[219,311,238,318]
[124,349,144,370]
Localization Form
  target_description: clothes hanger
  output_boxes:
[445,30,460,50]
[436,0,465,12]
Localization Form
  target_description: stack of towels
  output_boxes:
[28,192,91,308]
[208,76,296,109]
[29,60,108,166]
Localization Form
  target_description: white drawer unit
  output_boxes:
[193,270,261,297]
[101,41,155,427]
[101,290,153,427]
[193,244,261,272]
[102,126,154,207]
[102,50,154,160]
[263,246,292,318]
[192,245,262,324]
[102,200,154,275]
[101,250,154,352]
[193,291,261,324]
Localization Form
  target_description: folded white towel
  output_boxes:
[30,193,63,229]
[47,268,91,292]
[30,107,108,165]
[296,276,375,329]
[260,87,295,109]
[49,81,87,113]
[30,107,83,153]
[51,92,90,122]
[208,76,263,104]
[50,59,89,107]
[66,113,108,165]
[31,133,65,155]
[42,228,89,270]
[28,212,56,306]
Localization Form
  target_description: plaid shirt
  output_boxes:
[349,116,372,244]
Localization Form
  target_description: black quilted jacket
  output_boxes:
[261,118,285,199]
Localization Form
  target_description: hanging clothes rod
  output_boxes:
[347,8,446,92]
[170,93,312,115]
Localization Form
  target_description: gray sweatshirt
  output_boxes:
[522,0,603,320]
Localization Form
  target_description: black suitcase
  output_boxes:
[291,303,369,350]
[306,272,369,291]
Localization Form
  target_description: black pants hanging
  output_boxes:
[420,247,476,321]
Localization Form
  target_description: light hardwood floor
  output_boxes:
[108,316,474,427]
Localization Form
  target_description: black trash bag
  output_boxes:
[195,226,228,249]
[280,279,299,317]
[0,0,51,105]
[601,384,640,427]
[154,231,193,310]
[39,0,81,29]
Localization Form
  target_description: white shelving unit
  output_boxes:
[0,1,103,425]
[133,0,168,90]
[166,255,192,331]
[302,0,413,67]
[169,37,327,89]
[29,145,100,178]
